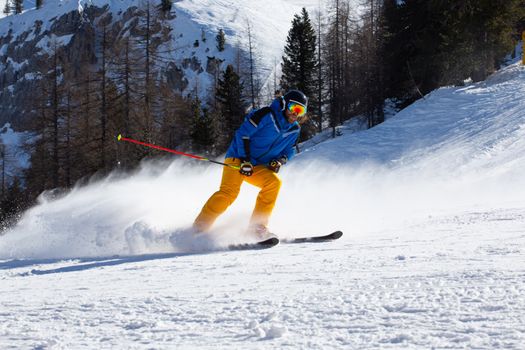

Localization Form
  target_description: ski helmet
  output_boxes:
[283,90,308,109]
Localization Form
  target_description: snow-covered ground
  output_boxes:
[1,62,525,349]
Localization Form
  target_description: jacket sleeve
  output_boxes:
[282,138,297,161]
[232,109,270,160]
[282,126,300,161]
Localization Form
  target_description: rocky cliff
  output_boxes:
[0,0,235,129]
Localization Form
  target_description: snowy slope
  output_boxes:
[1,57,525,350]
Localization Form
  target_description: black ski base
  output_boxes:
[228,237,279,251]
[283,230,343,243]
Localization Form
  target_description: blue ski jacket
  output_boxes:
[225,98,301,166]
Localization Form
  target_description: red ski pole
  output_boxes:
[117,134,239,170]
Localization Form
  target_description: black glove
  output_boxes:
[239,160,254,176]
[268,156,287,173]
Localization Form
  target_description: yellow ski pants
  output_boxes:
[193,158,282,232]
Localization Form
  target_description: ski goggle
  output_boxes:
[287,101,307,117]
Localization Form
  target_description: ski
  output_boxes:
[282,230,343,243]
[228,237,279,251]
[226,231,342,251]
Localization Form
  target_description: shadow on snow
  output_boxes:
[1,250,223,276]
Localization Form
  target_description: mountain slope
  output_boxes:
[0,0,329,126]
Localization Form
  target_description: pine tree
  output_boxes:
[96,18,111,170]
[323,0,349,137]
[190,98,216,153]
[314,7,324,132]
[131,1,173,146]
[280,8,317,97]
[160,0,172,13]
[216,28,226,52]
[280,8,318,141]
[3,0,11,15]
[50,43,61,188]
[216,65,245,148]
[13,0,22,14]
[357,0,386,128]
[246,21,258,108]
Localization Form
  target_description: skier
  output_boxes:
[193,90,308,239]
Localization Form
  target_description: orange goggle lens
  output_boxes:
[287,102,307,116]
